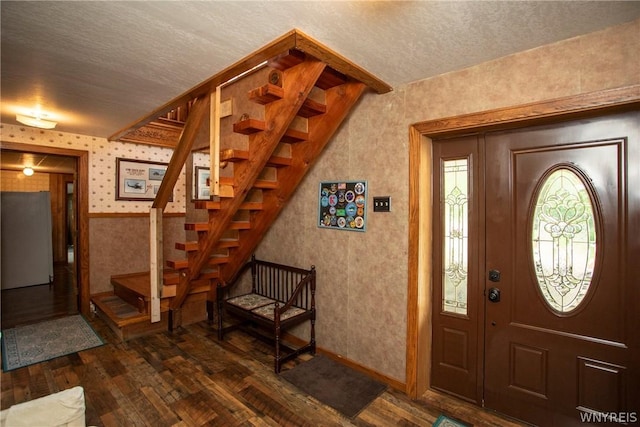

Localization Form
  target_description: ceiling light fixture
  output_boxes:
[23,167,35,176]
[16,112,57,129]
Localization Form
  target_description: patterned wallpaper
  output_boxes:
[0,124,185,213]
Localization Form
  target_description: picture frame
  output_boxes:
[318,180,367,232]
[115,157,172,201]
[194,166,211,200]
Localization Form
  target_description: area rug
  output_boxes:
[1,315,104,371]
[280,354,387,418]
[433,414,470,427]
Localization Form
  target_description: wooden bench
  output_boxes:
[216,255,316,373]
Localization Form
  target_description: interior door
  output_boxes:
[484,111,639,426]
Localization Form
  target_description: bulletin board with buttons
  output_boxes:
[318,180,366,232]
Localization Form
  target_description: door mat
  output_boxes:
[433,414,470,427]
[280,354,387,418]
[1,315,104,371]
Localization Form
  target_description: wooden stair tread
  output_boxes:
[111,271,154,298]
[232,119,308,143]
[297,98,326,118]
[91,293,157,328]
[217,177,278,195]
[176,239,239,252]
[280,128,308,143]
[233,118,265,135]
[167,256,230,270]
[268,49,347,89]
[194,200,264,211]
[248,83,325,117]
[220,149,292,167]
[252,180,278,189]
[249,84,283,104]
[91,290,208,340]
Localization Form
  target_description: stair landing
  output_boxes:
[91,271,210,341]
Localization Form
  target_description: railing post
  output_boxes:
[149,207,163,322]
[210,87,221,197]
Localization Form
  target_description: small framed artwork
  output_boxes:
[318,180,367,232]
[194,166,211,200]
[115,158,172,201]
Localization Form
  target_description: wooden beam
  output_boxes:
[413,84,640,137]
[152,96,209,209]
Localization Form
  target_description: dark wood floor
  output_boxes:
[1,263,78,329]
[1,268,526,427]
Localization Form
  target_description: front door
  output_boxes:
[431,111,639,425]
[484,112,639,425]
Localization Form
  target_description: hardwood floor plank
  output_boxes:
[140,385,182,426]
[1,277,528,427]
[238,384,314,427]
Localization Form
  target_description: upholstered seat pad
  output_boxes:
[252,303,307,321]
[226,293,275,310]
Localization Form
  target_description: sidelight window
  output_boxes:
[442,159,469,314]
[531,167,597,313]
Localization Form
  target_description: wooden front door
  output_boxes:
[432,111,639,425]
[484,111,639,425]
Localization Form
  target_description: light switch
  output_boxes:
[373,196,391,212]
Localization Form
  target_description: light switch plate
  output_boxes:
[373,196,391,212]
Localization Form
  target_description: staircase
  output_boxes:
[92,30,390,340]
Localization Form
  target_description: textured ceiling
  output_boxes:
[1,1,639,139]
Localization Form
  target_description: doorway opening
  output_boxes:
[0,142,90,328]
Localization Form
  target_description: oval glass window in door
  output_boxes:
[531,167,597,313]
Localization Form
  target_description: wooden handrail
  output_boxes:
[152,96,209,209]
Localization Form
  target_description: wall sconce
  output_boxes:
[16,113,57,129]
[23,167,35,176]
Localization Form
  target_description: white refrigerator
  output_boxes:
[1,191,54,289]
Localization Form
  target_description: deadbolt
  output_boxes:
[488,287,501,303]
[489,269,501,282]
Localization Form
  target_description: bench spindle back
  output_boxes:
[251,259,315,311]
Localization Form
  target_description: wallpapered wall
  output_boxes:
[0,18,637,384]
[255,19,640,383]
[0,127,186,213]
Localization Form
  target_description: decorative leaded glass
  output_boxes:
[532,168,597,313]
[443,159,468,314]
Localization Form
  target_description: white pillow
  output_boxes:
[2,386,85,427]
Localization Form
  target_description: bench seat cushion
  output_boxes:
[252,303,307,321]
[226,293,308,321]
[226,293,275,310]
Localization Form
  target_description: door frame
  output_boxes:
[405,84,640,399]
[0,141,91,316]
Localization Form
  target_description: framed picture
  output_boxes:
[115,158,172,201]
[318,180,367,232]
[194,166,211,200]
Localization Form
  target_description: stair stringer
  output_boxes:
[219,81,368,281]
[169,59,328,314]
